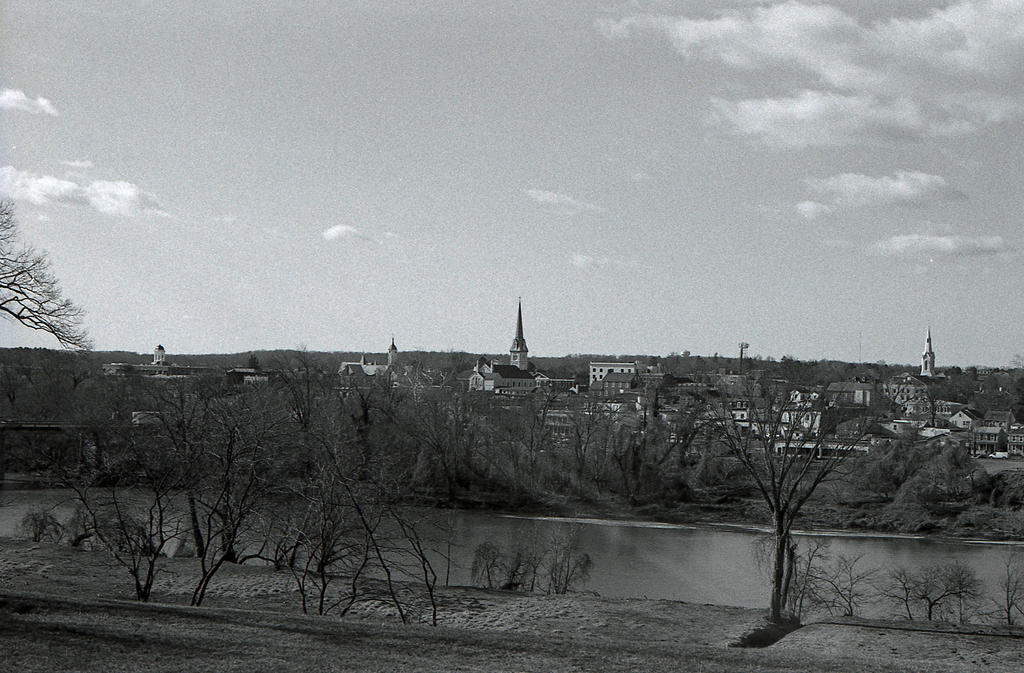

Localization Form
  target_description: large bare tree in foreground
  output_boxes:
[707,384,861,624]
[0,200,90,349]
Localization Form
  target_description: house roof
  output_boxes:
[985,410,1015,422]
[491,364,537,380]
[602,371,637,384]
[888,373,927,385]
[951,407,984,420]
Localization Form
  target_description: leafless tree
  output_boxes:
[402,391,480,501]
[564,396,614,494]
[0,200,91,349]
[880,562,983,622]
[542,523,593,595]
[187,386,288,607]
[17,506,64,543]
[808,553,878,618]
[286,469,371,616]
[63,434,185,601]
[471,542,507,590]
[785,538,831,621]
[994,549,1024,625]
[706,384,861,623]
[879,566,919,620]
[391,507,448,626]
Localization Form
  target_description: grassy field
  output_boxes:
[3,538,1024,672]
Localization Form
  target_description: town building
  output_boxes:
[337,337,400,390]
[589,361,637,385]
[825,381,874,407]
[1007,424,1024,456]
[103,345,214,378]
[949,407,984,430]
[983,409,1017,430]
[466,301,539,395]
[973,424,1007,455]
[882,372,930,409]
[595,371,639,397]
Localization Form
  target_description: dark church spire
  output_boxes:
[510,298,529,370]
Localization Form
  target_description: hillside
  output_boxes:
[3,538,1024,672]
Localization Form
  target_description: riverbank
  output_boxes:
[460,487,1024,545]
[3,538,1024,672]
[7,472,1024,545]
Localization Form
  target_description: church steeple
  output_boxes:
[921,328,936,377]
[387,335,397,367]
[510,298,529,370]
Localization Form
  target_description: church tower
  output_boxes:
[921,328,936,377]
[509,299,529,370]
[387,336,398,367]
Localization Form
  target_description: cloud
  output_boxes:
[571,254,611,268]
[60,159,94,169]
[0,89,58,115]
[795,201,834,220]
[525,189,606,215]
[806,171,966,208]
[322,225,364,241]
[599,1,1024,145]
[0,165,166,217]
[708,91,964,147]
[872,234,1010,257]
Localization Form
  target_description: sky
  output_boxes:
[1,0,1023,366]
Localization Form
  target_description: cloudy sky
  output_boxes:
[2,1,1022,366]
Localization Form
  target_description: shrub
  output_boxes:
[64,505,94,547]
[18,507,64,543]
[470,524,593,595]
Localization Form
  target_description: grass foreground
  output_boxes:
[3,539,1024,672]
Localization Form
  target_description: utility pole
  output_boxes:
[739,342,749,373]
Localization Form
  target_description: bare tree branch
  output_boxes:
[0,200,91,349]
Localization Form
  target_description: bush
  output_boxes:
[63,505,94,547]
[18,507,64,543]
[470,524,593,595]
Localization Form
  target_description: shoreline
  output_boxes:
[500,512,1024,546]
[6,473,1024,547]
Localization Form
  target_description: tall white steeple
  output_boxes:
[509,298,529,370]
[920,328,936,377]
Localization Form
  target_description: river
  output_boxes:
[2,487,1020,615]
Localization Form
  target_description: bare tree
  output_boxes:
[880,562,983,622]
[542,523,593,595]
[706,384,861,623]
[188,386,287,606]
[0,201,91,349]
[994,549,1024,625]
[63,433,185,601]
[786,538,831,621]
[564,396,614,495]
[402,391,480,502]
[808,553,878,618]
[17,506,64,543]
[286,471,370,616]
[391,507,448,626]
[879,566,919,620]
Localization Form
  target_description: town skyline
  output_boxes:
[3,1,1023,366]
